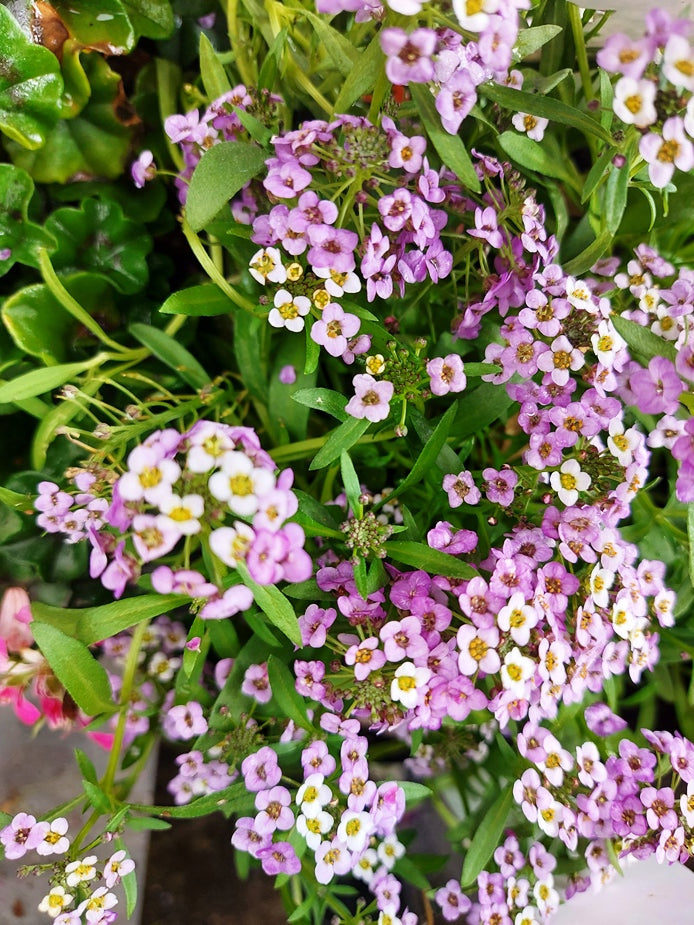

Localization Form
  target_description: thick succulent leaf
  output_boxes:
[6,55,132,182]
[45,198,152,295]
[0,5,64,149]
[51,0,135,54]
[0,164,56,277]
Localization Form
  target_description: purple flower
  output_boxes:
[163,701,208,740]
[380,28,436,84]
[443,470,481,507]
[630,356,683,414]
[263,159,313,198]
[257,841,301,875]
[585,702,629,736]
[345,374,394,422]
[427,354,466,396]
[0,813,47,859]
[482,467,518,507]
[131,150,156,188]
[436,70,477,134]
[242,746,282,791]
[436,879,472,921]
[311,304,361,357]
[306,224,358,272]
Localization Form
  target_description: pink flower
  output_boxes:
[442,470,481,507]
[311,304,361,357]
[426,354,466,396]
[0,587,33,652]
[639,117,694,188]
[345,374,394,422]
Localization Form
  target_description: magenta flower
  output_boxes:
[345,374,394,422]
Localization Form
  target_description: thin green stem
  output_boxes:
[39,250,131,354]
[226,0,256,85]
[101,620,150,794]
[270,429,397,463]
[182,219,258,316]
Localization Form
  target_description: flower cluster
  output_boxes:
[0,814,133,924]
[35,420,311,604]
[598,11,694,186]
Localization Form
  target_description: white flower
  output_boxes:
[336,809,373,852]
[208,451,275,517]
[497,592,539,646]
[117,446,181,505]
[353,847,379,883]
[549,459,591,506]
[390,661,431,711]
[591,320,627,366]
[500,647,536,695]
[314,266,362,297]
[249,247,287,285]
[613,77,657,128]
[268,289,311,332]
[38,886,73,919]
[452,0,500,31]
[209,522,255,567]
[663,34,694,92]
[65,855,98,887]
[589,565,615,608]
[607,420,640,466]
[377,834,405,869]
[296,810,333,850]
[511,112,549,142]
[159,493,204,535]
[36,817,69,856]
[296,773,332,819]
[103,849,135,888]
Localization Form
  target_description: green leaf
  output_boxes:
[304,325,321,376]
[186,141,268,232]
[121,0,174,39]
[267,336,317,444]
[243,609,283,648]
[130,322,210,390]
[497,131,577,186]
[611,315,677,365]
[291,490,341,534]
[0,164,56,277]
[397,780,432,807]
[0,485,33,512]
[45,199,152,296]
[237,563,301,646]
[160,284,235,317]
[334,32,385,113]
[461,783,514,887]
[52,0,135,54]
[514,24,563,58]
[689,505,694,588]
[0,6,64,149]
[562,228,612,276]
[31,622,115,717]
[482,82,615,145]
[291,388,348,422]
[393,855,431,891]
[6,55,132,183]
[602,162,629,235]
[0,357,101,404]
[309,417,370,471]
[200,32,231,100]
[126,816,171,831]
[340,450,362,516]
[452,383,514,440]
[410,83,480,193]
[82,780,113,813]
[353,556,368,600]
[234,311,268,402]
[32,378,101,469]
[2,273,115,364]
[581,146,615,204]
[132,781,254,819]
[267,655,313,730]
[121,865,138,918]
[301,9,357,77]
[74,748,98,785]
[388,400,458,502]
[383,541,477,579]
[32,594,182,645]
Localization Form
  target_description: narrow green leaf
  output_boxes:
[82,780,113,813]
[304,324,320,376]
[409,84,480,192]
[74,749,98,785]
[200,33,231,101]
[393,855,431,891]
[291,388,348,422]
[353,556,368,600]
[309,417,370,471]
[689,505,694,588]
[186,141,268,232]
[603,161,629,234]
[0,357,101,404]
[244,609,283,648]
[383,541,477,579]
[291,490,342,535]
[31,623,114,717]
[611,315,677,365]
[122,867,138,918]
[340,450,362,516]
[121,0,175,39]
[32,594,182,645]
[131,781,254,819]
[130,322,210,389]
[126,816,172,831]
[159,284,234,317]
[497,131,577,186]
[482,83,615,145]
[267,654,313,730]
[397,780,433,806]
[387,400,458,502]
[452,383,514,440]
[301,10,357,76]
[237,563,301,645]
[581,146,614,203]
[461,783,514,887]
[514,24,563,58]
[334,33,384,113]
[562,228,612,276]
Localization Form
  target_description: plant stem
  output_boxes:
[182,219,259,315]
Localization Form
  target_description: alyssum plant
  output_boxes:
[1,1,694,923]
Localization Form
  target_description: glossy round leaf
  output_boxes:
[51,0,135,54]
[0,6,64,149]
[0,164,56,277]
[45,199,152,295]
[6,55,132,182]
